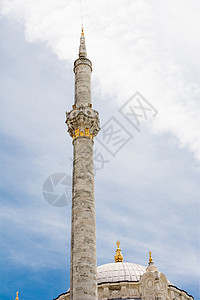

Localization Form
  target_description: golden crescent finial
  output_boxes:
[149,251,153,263]
[81,24,84,36]
[15,291,19,300]
[114,241,123,263]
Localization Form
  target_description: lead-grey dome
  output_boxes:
[97,262,146,284]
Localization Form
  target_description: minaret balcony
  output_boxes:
[66,104,100,141]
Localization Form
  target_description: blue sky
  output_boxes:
[0,1,200,300]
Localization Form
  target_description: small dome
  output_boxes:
[97,262,146,284]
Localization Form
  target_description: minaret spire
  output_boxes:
[79,25,87,58]
[66,28,100,300]
[81,24,84,36]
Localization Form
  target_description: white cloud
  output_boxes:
[1,0,200,163]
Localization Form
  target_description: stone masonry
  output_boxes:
[66,29,100,300]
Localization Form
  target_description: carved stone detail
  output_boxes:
[66,104,100,140]
[58,278,193,300]
[140,271,170,300]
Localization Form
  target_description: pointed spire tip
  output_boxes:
[81,24,84,36]
[79,24,87,58]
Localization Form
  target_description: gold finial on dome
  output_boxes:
[81,24,84,36]
[149,251,153,263]
[114,240,123,263]
[146,250,158,272]
[15,291,19,300]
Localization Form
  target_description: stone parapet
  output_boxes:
[66,104,100,141]
[55,278,194,300]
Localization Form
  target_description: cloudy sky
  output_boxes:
[0,0,200,299]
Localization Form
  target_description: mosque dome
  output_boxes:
[97,241,146,285]
[55,242,194,300]
[65,262,145,293]
[97,262,146,284]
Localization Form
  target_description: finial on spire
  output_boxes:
[114,240,123,263]
[79,24,87,58]
[81,24,84,36]
[146,250,158,272]
[149,251,153,263]
[15,291,19,300]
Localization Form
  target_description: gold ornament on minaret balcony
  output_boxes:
[114,241,123,263]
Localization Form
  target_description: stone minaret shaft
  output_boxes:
[66,29,100,300]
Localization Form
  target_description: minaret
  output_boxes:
[66,27,100,300]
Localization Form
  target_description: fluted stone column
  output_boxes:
[66,29,100,300]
